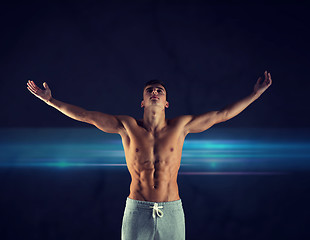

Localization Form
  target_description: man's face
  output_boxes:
[141,84,169,109]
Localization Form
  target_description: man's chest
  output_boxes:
[121,125,185,155]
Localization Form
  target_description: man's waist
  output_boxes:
[125,197,182,207]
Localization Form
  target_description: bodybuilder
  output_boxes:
[27,71,272,239]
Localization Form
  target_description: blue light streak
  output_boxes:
[1,128,309,174]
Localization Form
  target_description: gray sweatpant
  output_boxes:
[121,197,185,240]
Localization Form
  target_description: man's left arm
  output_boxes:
[184,71,272,134]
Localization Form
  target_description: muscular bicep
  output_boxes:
[86,111,124,134]
[184,111,225,134]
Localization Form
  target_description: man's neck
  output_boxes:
[143,107,166,132]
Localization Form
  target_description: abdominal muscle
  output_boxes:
[126,155,181,202]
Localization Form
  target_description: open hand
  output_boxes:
[27,80,52,102]
[254,71,272,96]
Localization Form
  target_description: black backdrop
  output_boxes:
[1,1,310,128]
[1,1,310,240]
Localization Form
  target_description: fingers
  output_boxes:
[27,80,37,93]
[28,80,37,89]
[264,71,272,86]
[27,81,36,93]
[268,72,272,85]
[27,83,38,96]
[27,86,38,96]
[264,71,268,80]
[43,82,49,89]
[256,71,272,88]
[27,80,41,94]
[27,80,35,89]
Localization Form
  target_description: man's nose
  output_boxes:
[152,90,158,95]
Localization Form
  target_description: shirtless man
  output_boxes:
[27,71,272,240]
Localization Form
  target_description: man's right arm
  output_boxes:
[48,98,124,134]
[27,80,124,134]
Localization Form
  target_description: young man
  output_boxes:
[27,71,272,240]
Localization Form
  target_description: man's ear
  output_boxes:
[165,101,169,108]
[141,100,144,108]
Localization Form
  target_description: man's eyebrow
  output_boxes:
[145,87,165,91]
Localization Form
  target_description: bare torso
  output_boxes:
[119,116,187,202]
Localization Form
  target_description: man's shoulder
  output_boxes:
[116,115,141,126]
[168,115,193,125]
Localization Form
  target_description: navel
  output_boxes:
[170,147,174,152]
[135,148,139,152]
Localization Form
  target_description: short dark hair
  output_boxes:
[144,79,168,99]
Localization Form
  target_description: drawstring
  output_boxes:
[150,203,163,218]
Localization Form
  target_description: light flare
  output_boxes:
[1,128,309,175]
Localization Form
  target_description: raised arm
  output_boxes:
[184,71,272,134]
[27,80,124,134]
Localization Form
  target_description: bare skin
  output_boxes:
[27,71,272,202]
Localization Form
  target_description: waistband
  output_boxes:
[125,197,182,210]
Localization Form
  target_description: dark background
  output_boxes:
[1,1,310,128]
[1,1,310,240]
